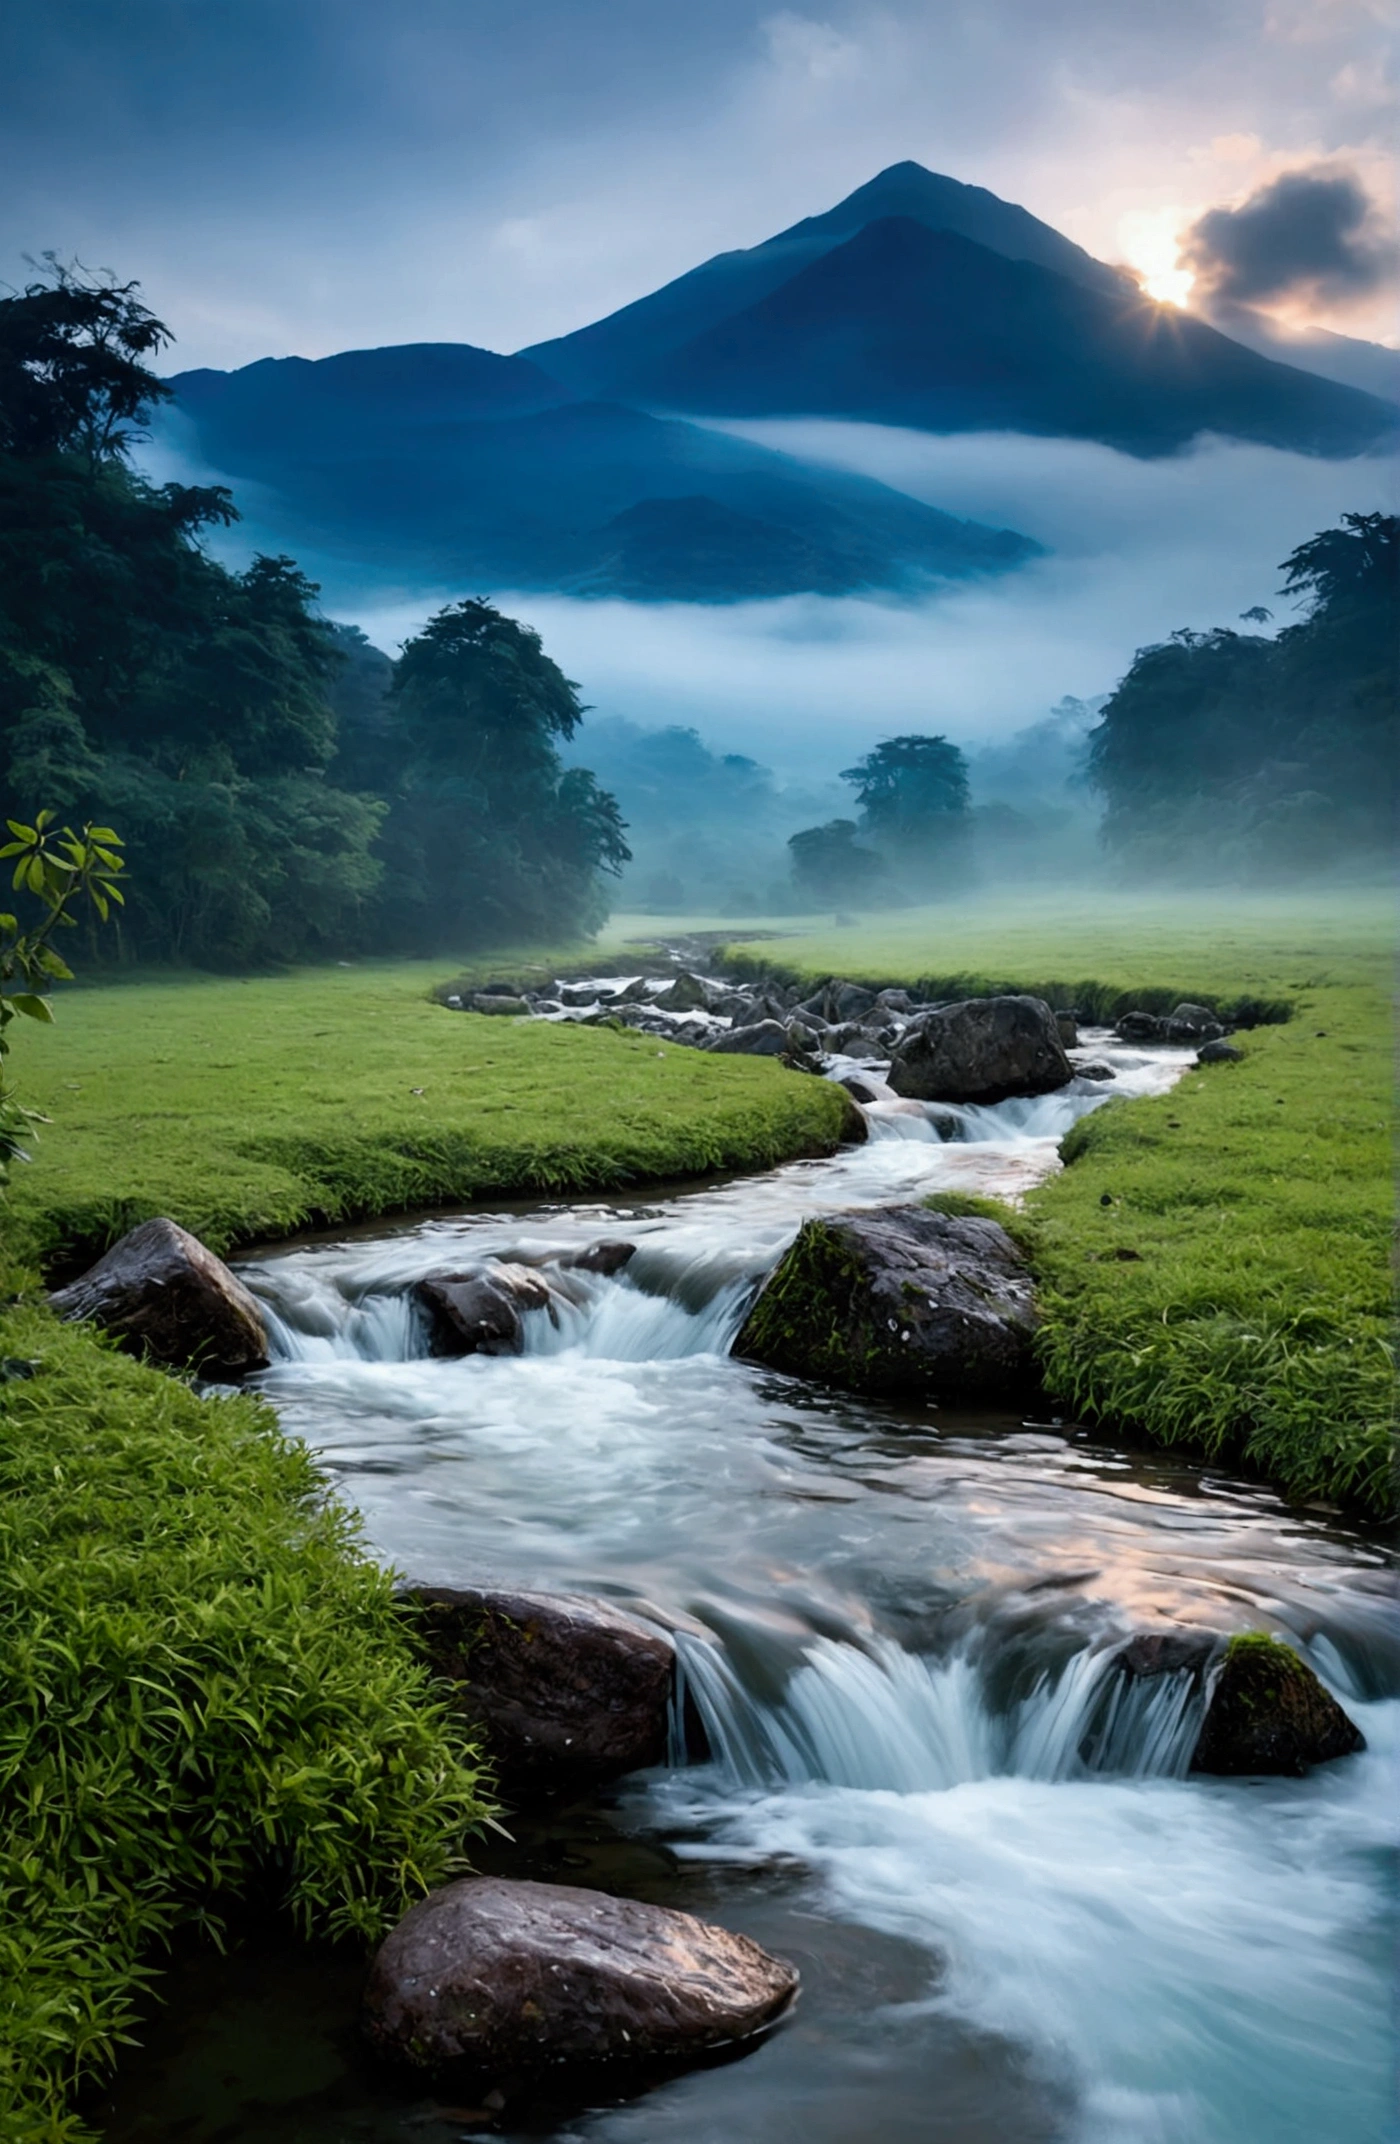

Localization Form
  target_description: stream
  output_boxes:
[96,1029,1397,2144]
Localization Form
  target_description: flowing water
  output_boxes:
[98,1032,1397,2144]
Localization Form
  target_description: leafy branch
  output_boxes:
[0,811,124,1182]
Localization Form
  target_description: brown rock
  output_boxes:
[48,1217,268,1377]
[362,1877,798,2074]
[417,1264,555,1356]
[404,1586,675,1799]
[1190,1633,1365,1777]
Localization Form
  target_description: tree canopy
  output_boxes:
[0,263,629,963]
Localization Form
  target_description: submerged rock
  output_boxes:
[405,1585,675,1799]
[417,1263,555,1356]
[362,1876,798,2074]
[736,1205,1037,1400]
[1190,1633,1365,1777]
[48,1217,268,1377]
[888,996,1072,1105]
[1074,1060,1117,1081]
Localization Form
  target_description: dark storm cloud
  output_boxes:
[1184,168,1397,308]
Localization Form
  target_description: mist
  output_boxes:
[321,429,1388,775]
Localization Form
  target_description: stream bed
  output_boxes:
[93,1032,1397,2144]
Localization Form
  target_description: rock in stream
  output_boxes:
[403,1585,676,1800]
[736,1204,1038,1400]
[362,1876,798,2073]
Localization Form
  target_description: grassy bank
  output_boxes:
[712,895,1394,1515]
[0,1308,487,2143]
[6,961,847,1270]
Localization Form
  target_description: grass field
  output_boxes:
[5,959,847,1270]
[692,891,1394,1516]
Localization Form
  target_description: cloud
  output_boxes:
[1182,165,1397,309]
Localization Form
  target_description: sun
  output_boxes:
[1117,208,1196,309]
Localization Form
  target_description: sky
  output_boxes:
[3,0,1396,371]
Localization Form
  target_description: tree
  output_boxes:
[840,734,971,838]
[0,812,124,1182]
[0,257,172,468]
[368,600,629,951]
[787,819,885,904]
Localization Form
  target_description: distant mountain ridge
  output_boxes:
[166,161,1397,604]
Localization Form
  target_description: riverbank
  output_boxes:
[5,961,847,1271]
[709,895,1393,1516]
[0,1305,488,2144]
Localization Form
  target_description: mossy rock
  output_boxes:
[1190,1632,1365,1777]
[735,1205,1038,1401]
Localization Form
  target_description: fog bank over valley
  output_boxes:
[326,429,1386,771]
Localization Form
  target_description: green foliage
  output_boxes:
[0,258,172,468]
[4,961,849,1269]
[0,813,125,1183]
[841,733,971,837]
[1088,512,1398,875]
[0,1304,488,2140]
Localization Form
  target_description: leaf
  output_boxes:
[10,994,54,1022]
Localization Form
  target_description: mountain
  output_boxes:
[523,161,1396,459]
[522,160,1127,395]
[616,215,1396,456]
[167,347,1037,601]
[1195,309,1400,403]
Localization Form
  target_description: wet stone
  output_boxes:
[48,1217,269,1378]
[403,1586,676,1800]
[1190,1634,1366,1777]
[362,1876,798,2076]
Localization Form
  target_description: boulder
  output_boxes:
[653,970,711,1013]
[829,981,878,1022]
[1074,1060,1117,1081]
[706,1019,790,1058]
[1196,1039,1244,1065]
[736,1205,1037,1400]
[711,989,761,1022]
[1166,1002,1223,1039]
[48,1217,269,1378]
[362,1876,798,2074]
[417,1263,555,1356]
[405,1586,675,1798]
[1113,1010,1168,1043]
[888,995,1073,1104]
[471,993,531,1016]
[1054,1011,1080,1049]
[1189,1633,1365,1777]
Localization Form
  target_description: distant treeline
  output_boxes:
[0,264,628,965]
[1089,512,1396,877]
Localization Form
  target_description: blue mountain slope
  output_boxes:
[627,216,1398,458]
[168,355,1038,601]
[521,160,1125,395]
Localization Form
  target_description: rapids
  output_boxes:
[124,1024,1393,2144]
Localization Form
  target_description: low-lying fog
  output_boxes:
[324,429,1388,773]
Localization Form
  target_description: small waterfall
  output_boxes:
[676,1629,1208,1790]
